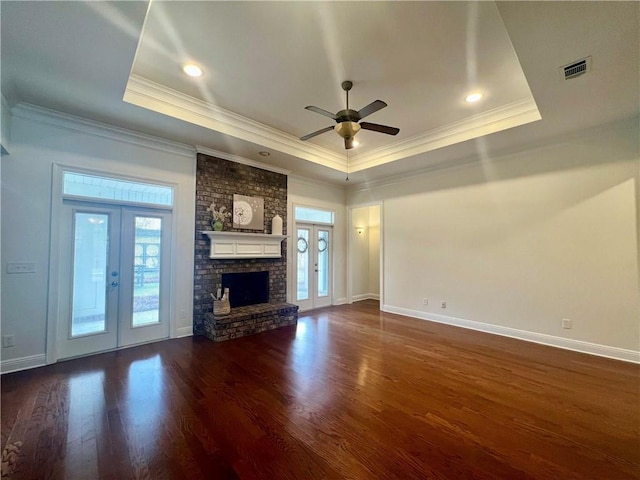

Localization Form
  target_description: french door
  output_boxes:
[57,201,171,359]
[296,224,332,311]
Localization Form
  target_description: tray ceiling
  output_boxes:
[125,1,539,174]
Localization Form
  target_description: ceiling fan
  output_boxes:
[300,81,400,150]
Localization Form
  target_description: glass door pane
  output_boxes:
[71,213,109,336]
[317,229,329,298]
[118,208,171,347]
[132,216,162,327]
[294,224,332,311]
[59,203,120,360]
[58,202,171,359]
[297,228,310,301]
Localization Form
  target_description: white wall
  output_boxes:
[348,119,640,359]
[288,176,347,305]
[1,105,196,371]
[350,205,380,300]
[351,206,371,298]
[368,205,380,296]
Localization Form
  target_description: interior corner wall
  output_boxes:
[1,108,196,370]
[288,177,347,304]
[347,118,640,354]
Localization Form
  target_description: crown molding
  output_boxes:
[195,145,291,175]
[345,114,638,194]
[11,103,196,158]
[124,75,347,171]
[124,74,541,176]
[348,97,541,173]
[288,173,347,191]
[346,155,481,194]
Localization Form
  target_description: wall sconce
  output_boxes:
[355,227,365,235]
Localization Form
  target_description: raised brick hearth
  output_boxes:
[202,302,298,342]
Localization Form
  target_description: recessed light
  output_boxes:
[352,140,360,148]
[258,151,270,157]
[465,93,483,103]
[182,64,203,77]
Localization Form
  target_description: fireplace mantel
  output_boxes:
[203,231,287,259]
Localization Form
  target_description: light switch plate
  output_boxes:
[6,262,36,274]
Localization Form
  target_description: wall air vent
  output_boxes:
[561,57,591,80]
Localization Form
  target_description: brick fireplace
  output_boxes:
[193,153,297,341]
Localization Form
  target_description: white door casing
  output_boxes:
[295,223,333,311]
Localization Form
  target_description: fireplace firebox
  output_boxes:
[221,271,269,308]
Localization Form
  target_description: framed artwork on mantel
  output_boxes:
[233,194,264,230]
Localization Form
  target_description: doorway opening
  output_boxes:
[349,204,382,306]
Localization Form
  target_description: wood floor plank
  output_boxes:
[1,300,638,479]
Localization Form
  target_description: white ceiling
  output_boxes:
[1,1,638,185]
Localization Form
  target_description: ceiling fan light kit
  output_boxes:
[300,80,400,150]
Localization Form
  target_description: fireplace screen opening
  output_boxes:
[221,271,269,308]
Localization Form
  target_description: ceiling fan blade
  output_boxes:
[357,100,387,119]
[360,122,400,136]
[345,137,354,150]
[300,125,335,141]
[305,106,338,120]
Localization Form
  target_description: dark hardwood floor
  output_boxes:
[2,300,639,479]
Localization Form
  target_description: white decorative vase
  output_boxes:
[271,214,283,235]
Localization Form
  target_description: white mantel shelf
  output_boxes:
[203,231,287,259]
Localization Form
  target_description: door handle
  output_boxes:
[111,281,119,287]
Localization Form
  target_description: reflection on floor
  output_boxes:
[2,300,638,479]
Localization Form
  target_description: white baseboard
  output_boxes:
[382,305,640,364]
[174,326,193,338]
[1,354,47,374]
[333,297,348,306]
[353,293,380,302]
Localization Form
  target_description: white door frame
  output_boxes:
[57,202,122,359]
[118,207,172,348]
[295,223,333,311]
[56,203,172,360]
[347,201,384,307]
[46,164,177,364]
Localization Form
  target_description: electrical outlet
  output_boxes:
[6,262,36,274]
[562,318,572,329]
[423,298,429,306]
[2,335,15,347]
[441,302,447,309]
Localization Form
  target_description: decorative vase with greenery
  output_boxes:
[207,202,231,231]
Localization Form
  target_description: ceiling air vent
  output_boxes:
[561,57,591,80]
